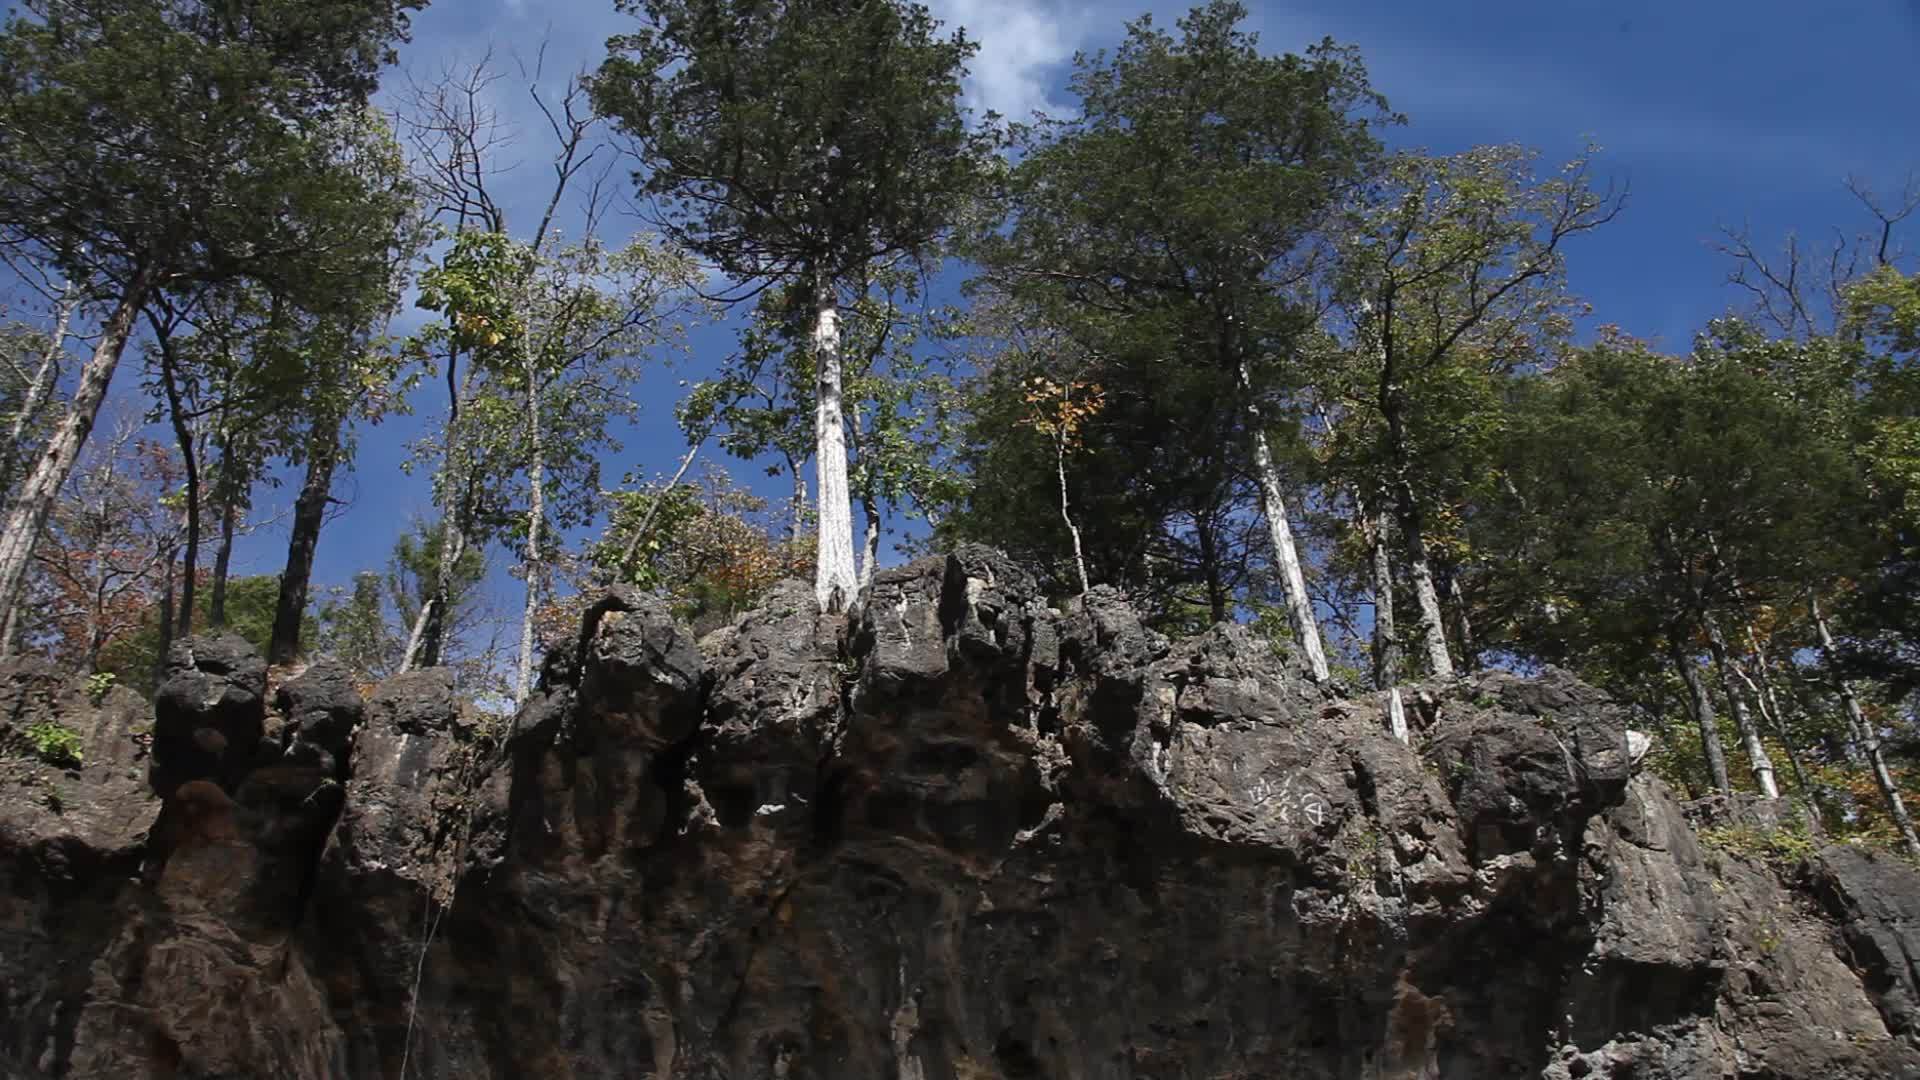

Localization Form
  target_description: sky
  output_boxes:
[207,0,1920,634]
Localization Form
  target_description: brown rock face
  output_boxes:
[2,548,1918,1078]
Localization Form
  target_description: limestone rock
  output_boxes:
[1,552,1918,1079]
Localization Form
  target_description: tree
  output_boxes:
[23,417,181,676]
[261,109,423,667]
[0,288,76,515]
[595,467,811,635]
[937,295,1260,629]
[1480,327,1879,801]
[676,271,963,591]
[387,518,494,691]
[0,0,422,634]
[497,234,698,700]
[317,571,401,688]
[964,2,1390,677]
[393,57,698,691]
[593,0,997,612]
[1324,145,1621,679]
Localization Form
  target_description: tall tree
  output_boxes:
[679,271,961,591]
[1325,145,1620,678]
[594,0,997,612]
[963,2,1391,678]
[0,0,422,634]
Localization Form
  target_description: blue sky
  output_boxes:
[207,0,1918,629]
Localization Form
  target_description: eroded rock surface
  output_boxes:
[2,549,1918,1078]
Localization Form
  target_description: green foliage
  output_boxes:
[408,230,699,550]
[83,672,115,704]
[593,469,808,631]
[93,574,319,696]
[23,720,82,767]
[691,272,964,544]
[316,571,398,686]
[943,2,1390,622]
[594,0,998,286]
[1846,266,1920,357]
[0,0,422,309]
[387,520,487,642]
[1698,821,1819,872]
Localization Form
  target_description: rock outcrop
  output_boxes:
[2,547,1917,1078]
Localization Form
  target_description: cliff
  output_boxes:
[2,548,1916,1078]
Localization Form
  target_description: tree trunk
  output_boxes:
[155,544,177,686]
[1363,496,1399,690]
[0,600,20,659]
[811,277,858,614]
[268,412,341,666]
[402,351,471,672]
[1386,687,1409,744]
[208,427,241,629]
[1702,612,1779,798]
[1737,624,1820,822]
[515,361,546,705]
[860,495,880,591]
[84,563,106,673]
[1053,429,1090,596]
[787,453,807,547]
[1238,361,1329,682]
[1811,592,1920,857]
[1373,305,1454,680]
[1197,511,1227,625]
[612,438,704,579]
[849,403,879,593]
[1444,567,1476,671]
[407,509,465,671]
[156,339,201,638]
[0,286,76,510]
[0,272,151,632]
[1394,477,1454,679]
[1672,632,1733,794]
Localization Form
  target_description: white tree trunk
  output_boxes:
[1402,514,1454,679]
[1736,625,1819,821]
[811,281,857,613]
[399,600,432,673]
[788,453,807,547]
[861,496,880,591]
[1365,498,1398,690]
[1386,687,1409,744]
[1811,593,1920,857]
[0,277,149,633]
[1239,362,1329,682]
[0,598,19,658]
[1445,572,1475,669]
[515,360,546,704]
[1703,613,1779,798]
[1053,431,1090,595]
[0,285,76,507]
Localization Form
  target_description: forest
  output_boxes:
[1,0,1917,858]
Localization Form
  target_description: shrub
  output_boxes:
[24,720,84,768]
[84,671,116,704]
[1698,821,1818,871]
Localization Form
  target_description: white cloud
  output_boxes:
[929,0,1088,121]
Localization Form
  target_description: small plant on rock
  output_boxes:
[84,671,116,704]
[1698,821,1818,872]
[25,720,84,767]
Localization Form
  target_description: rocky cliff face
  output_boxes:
[3,547,1918,1079]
